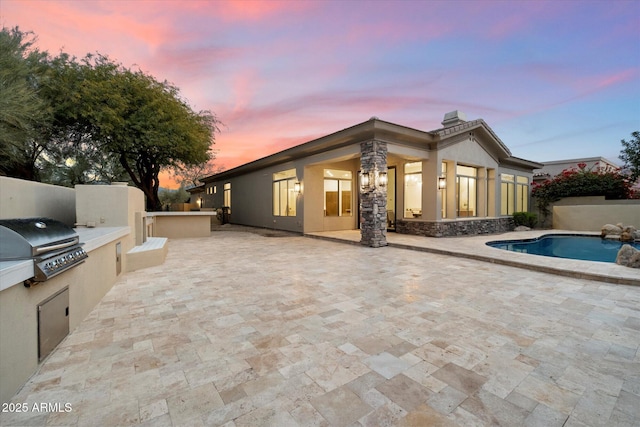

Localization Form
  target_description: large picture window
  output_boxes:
[404,162,422,218]
[273,169,297,216]
[324,169,352,216]
[500,174,515,215]
[516,176,529,212]
[456,165,477,217]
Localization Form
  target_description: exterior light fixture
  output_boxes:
[360,171,371,189]
[294,182,301,193]
[438,176,446,190]
[377,171,388,187]
[361,170,389,190]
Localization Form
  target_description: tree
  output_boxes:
[619,131,640,183]
[158,185,190,209]
[51,54,218,210]
[0,27,51,180]
[171,158,223,188]
[33,52,131,186]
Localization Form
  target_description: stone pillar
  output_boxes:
[360,140,388,248]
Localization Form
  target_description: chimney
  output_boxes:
[441,110,467,128]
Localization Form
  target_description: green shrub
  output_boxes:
[513,212,537,228]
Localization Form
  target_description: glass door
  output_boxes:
[386,167,396,231]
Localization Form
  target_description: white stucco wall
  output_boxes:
[0,177,76,225]
[552,197,640,231]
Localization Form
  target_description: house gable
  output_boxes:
[434,119,511,161]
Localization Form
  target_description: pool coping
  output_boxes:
[304,229,640,286]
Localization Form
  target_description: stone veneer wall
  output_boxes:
[360,140,387,247]
[396,217,515,237]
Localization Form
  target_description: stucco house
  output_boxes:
[201,111,543,246]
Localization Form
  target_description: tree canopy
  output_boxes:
[48,54,219,210]
[619,131,640,183]
[0,26,219,211]
[0,27,51,180]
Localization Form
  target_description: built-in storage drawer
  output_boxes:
[38,287,69,361]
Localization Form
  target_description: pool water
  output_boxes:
[486,234,640,263]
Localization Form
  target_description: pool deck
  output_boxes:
[305,229,640,286]
[2,228,639,426]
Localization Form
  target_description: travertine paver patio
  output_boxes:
[2,230,640,426]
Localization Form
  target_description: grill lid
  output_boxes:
[0,217,79,260]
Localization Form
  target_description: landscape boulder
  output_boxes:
[616,244,640,268]
[514,226,531,232]
[601,224,622,238]
[621,231,635,242]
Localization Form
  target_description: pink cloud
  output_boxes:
[215,0,312,22]
[4,1,177,63]
[591,69,638,91]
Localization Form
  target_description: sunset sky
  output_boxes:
[3,0,640,187]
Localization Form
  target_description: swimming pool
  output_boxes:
[486,234,640,263]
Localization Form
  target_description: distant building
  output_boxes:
[533,157,620,184]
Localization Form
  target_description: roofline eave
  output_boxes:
[201,118,435,182]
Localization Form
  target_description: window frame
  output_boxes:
[516,176,529,212]
[223,182,231,213]
[500,174,515,215]
[404,162,422,218]
[456,165,477,218]
[323,169,353,217]
[273,169,297,217]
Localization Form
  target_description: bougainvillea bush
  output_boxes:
[531,163,635,220]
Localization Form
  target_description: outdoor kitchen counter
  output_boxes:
[148,211,216,238]
[0,226,129,291]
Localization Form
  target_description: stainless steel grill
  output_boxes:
[0,217,88,285]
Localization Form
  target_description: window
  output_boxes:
[273,169,297,216]
[500,174,515,215]
[324,169,352,216]
[404,162,422,218]
[223,182,231,213]
[456,165,477,217]
[516,176,529,212]
[441,162,447,219]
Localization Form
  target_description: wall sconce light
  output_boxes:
[438,176,446,190]
[377,171,388,187]
[294,182,301,193]
[360,171,371,190]
[361,170,388,190]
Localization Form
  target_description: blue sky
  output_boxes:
[4,0,639,184]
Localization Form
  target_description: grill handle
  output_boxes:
[34,237,79,255]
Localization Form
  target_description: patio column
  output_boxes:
[360,140,387,248]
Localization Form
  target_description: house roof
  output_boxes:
[202,118,433,182]
[536,156,620,168]
[185,183,205,194]
[201,115,542,182]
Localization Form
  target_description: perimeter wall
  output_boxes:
[550,196,640,231]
